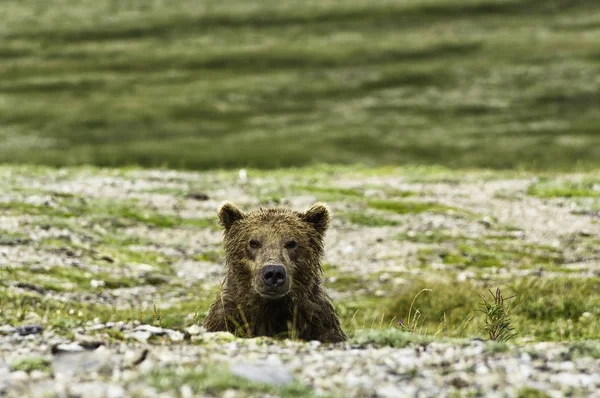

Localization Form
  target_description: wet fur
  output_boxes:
[203,203,346,343]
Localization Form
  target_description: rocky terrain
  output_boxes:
[1,165,600,397]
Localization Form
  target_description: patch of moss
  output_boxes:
[10,357,52,374]
[414,234,564,270]
[563,341,600,360]
[195,249,225,264]
[527,178,600,198]
[293,185,365,198]
[0,230,31,246]
[342,211,399,226]
[517,387,551,398]
[368,199,465,215]
[148,365,320,398]
[0,287,214,334]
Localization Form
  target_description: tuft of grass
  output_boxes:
[343,211,399,227]
[517,387,551,398]
[480,288,516,342]
[414,235,564,270]
[528,179,600,198]
[397,288,432,335]
[368,199,463,215]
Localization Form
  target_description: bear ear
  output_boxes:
[218,202,245,230]
[301,203,330,235]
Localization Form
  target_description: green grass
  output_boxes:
[380,276,600,341]
[342,211,399,227]
[1,0,600,171]
[368,199,464,215]
[528,178,600,198]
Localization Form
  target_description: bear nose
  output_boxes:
[261,265,286,287]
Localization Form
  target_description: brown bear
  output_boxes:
[203,202,346,343]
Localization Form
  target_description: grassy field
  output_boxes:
[1,164,600,342]
[1,0,600,171]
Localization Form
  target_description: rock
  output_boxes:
[52,343,85,353]
[185,324,204,336]
[230,360,294,386]
[377,384,406,398]
[449,373,470,389]
[180,385,194,398]
[16,325,43,336]
[123,349,149,369]
[90,279,105,288]
[14,282,46,294]
[185,192,209,201]
[52,346,116,379]
[0,325,16,335]
[74,333,104,350]
[127,331,152,343]
[168,331,184,342]
[134,325,166,336]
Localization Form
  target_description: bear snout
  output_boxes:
[261,264,287,288]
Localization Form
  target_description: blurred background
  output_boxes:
[1,0,599,171]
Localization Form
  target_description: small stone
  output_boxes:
[134,325,166,335]
[106,385,125,398]
[377,384,405,398]
[123,349,149,369]
[450,373,470,388]
[90,279,105,288]
[74,333,104,350]
[127,331,152,343]
[9,370,29,381]
[168,331,184,342]
[230,361,294,386]
[14,282,46,294]
[180,385,193,398]
[186,192,209,201]
[52,343,85,353]
[185,324,204,336]
[52,346,115,378]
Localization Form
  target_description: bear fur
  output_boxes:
[203,202,346,343]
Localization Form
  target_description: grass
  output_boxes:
[342,211,399,227]
[368,199,462,215]
[380,276,600,341]
[1,1,600,171]
[528,178,600,198]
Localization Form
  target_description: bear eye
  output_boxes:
[285,240,298,250]
[249,239,261,249]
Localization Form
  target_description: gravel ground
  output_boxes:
[1,323,600,398]
[1,165,600,397]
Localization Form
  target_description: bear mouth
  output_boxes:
[258,287,289,299]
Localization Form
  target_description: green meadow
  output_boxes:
[1,0,600,170]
